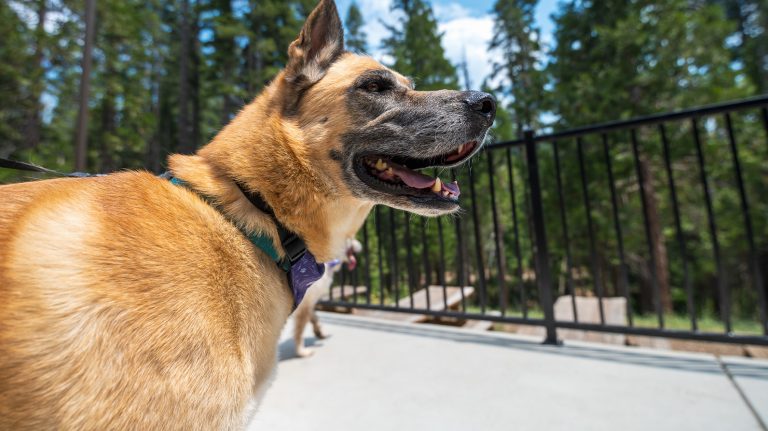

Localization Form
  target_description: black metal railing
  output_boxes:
[320,95,768,346]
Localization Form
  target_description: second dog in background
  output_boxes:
[292,238,362,358]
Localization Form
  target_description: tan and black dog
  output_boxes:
[0,0,495,429]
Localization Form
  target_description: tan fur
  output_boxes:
[0,0,491,428]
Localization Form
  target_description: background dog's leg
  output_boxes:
[293,303,314,358]
[311,311,326,339]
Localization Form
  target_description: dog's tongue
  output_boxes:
[390,164,436,189]
[384,160,461,197]
[346,250,357,271]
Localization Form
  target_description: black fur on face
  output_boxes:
[339,68,496,216]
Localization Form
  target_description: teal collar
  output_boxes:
[166,175,326,310]
[168,176,292,272]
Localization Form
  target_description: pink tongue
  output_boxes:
[389,164,436,189]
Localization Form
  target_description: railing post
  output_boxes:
[524,130,560,345]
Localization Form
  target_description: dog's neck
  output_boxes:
[168,83,372,262]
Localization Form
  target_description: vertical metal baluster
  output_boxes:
[692,118,730,333]
[487,150,508,315]
[437,216,448,310]
[577,137,606,324]
[339,266,347,304]
[725,113,766,335]
[421,217,431,288]
[602,133,633,327]
[453,169,468,312]
[363,217,372,306]
[524,131,558,345]
[631,129,664,329]
[469,155,488,314]
[388,208,400,308]
[375,206,385,307]
[762,107,768,147]
[506,148,527,318]
[660,124,696,331]
[553,141,578,323]
[404,212,416,309]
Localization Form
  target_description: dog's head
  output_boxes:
[276,0,495,217]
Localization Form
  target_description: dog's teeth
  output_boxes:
[442,191,449,197]
[457,144,465,154]
[432,177,442,193]
[375,159,387,171]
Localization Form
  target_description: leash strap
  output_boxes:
[0,157,100,178]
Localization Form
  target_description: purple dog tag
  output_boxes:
[289,251,326,307]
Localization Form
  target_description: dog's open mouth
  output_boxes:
[354,141,478,201]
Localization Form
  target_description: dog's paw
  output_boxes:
[314,330,328,339]
[296,347,315,358]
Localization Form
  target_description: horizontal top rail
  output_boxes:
[489,94,768,149]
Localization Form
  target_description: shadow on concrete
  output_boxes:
[278,336,327,361]
[319,314,768,376]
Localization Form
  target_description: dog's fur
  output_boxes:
[0,1,494,429]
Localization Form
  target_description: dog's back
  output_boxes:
[0,173,290,429]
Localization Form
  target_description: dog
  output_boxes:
[0,0,495,428]
[292,238,361,358]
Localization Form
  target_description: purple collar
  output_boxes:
[289,251,326,307]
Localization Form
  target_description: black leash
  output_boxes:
[0,157,100,178]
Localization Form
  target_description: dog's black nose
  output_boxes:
[462,91,497,122]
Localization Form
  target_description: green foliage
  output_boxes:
[489,0,547,134]
[382,0,459,90]
[345,1,367,53]
[548,0,752,125]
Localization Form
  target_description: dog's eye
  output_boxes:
[365,82,381,93]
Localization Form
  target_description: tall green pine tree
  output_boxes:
[345,1,367,53]
[383,0,459,91]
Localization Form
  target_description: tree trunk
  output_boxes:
[99,66,116,173]
[74,0,96,171]
[24,0,47,150]
[191,13,201,150]
[177,0,193,154]
[146,57,162,173]
[640,158,672,313]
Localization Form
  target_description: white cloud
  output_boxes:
[349,1,512,90]
[433,3,471,21]
[439,15,500,89]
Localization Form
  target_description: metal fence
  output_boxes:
[320,95,768,346]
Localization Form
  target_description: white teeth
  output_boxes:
[458,143,465,154]
[442,191,450,197]
[432,177,442,193]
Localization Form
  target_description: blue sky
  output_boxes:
[333,0,559,88]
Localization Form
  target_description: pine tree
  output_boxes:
[549,0,748,125]
[714,0,768,93]
[489,0,546,135]
[0,1,34,160]
[74,0,96,171]
[382,0,459,91]
[345,1,367,53]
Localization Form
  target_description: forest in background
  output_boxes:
[1,0,767,330]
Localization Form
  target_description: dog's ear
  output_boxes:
[285,0,345,90]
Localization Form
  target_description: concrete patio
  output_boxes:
[248,312,768,431]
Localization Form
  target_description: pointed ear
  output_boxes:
[285,0,345,88]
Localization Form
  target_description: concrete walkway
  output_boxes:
[248,312,768,431]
